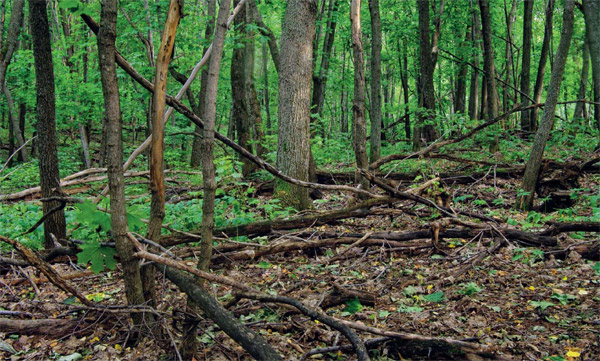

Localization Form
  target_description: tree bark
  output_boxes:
[29,0,67,248]
[573,42,590,121]
[97,0,148,332]
[351,0,369,191]
[180,0,230,358]
[468,1,481,121]
[3,86,28,162]
[400,41,411,138]
[520,0,534,130]
[275,0,317,210]
[190,0,216,168]
[582,0,600,134]
[310,0,337,120]
[530,0,555,131]
[454,26,470,115]
[368,0,382,161]
[518,0,575,210]
[415,0,438,149]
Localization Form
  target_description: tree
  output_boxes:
[97,0,147,333]
[29,0,66,249]
[368,0,382,162]
[530,0,555,131]
[351,0,369,191]
[519,0,534,131]
[582,0,600,136]
[518,0,575,210]
[275,0,317,210]
[414,0,438,149]
[573,43,590,122]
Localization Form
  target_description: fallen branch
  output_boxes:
[0,318,83,337]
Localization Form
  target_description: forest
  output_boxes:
[0,0,599,360]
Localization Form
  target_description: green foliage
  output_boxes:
[422,291,445,303]
[77,242,117,274]
[342,297,363,315]
[456,282,482,296]
[529,300,554,311]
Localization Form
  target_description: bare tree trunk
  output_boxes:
[478,0,500,152]
[501,0,517,114]
[180,1,230,358]
[261,42,272,134]
[400,42,410,138]
[97,0,148,334]
[454,26,470,115]
[231,0,255,177]
[190,0,216,167]
[350,0,369,191]
[340,48,349,133]
[573,42,590,121]
[518,0,574,210]
[414,0,438,149]
[520,0,534,130]
[29,0,67,249]
[311,0,337,119]
[147,0,182,307]
[530,0,555,131]
[3,86,28,161]
[582,0,600,135]
[275,0,317,210]
[468,1,481,121]
[368,0,382,162]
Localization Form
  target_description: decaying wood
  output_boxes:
[161,196,398,245]
[0,235,93,306]
[0,318,83,337]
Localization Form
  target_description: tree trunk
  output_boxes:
[530,0,555,131]
[29,0,67,249]
[582,0,600,134]
[180,0,230,358]
[3,86,28,162]
[311,0,337,119]
[518,0,575,210]
[502,0,517,114]
[368,0,382,161]
[400,42,410,138]
[341,48,349,133]
[520,0,534,130]
[147,0,182,308]
[478,0,500,152]
[231,0,255,177]
[351,0,369,191]
[468,1,481,121]
[275,0,317,210]
[573,42,590,121]
[261,42,272,134]
[454,26,469,115]
[414,0,438,149]
[97,0,148,333]
[190,0,216,168]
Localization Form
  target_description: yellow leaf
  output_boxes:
[563,276,568,281]
[91,336,100,343]
[566,350,580,358]
[114,344,122,351]
[577,289,589,295]
[528,286,535,291]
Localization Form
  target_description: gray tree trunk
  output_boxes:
[97,0,148,332]
[573,43,590,121]
[582,0,600,134]
[518,0,575,210]
[520,0,534,130]
[275,0,317,210]
[468,1,481,121]
[530,0,555,131]
[368,0,382,162]
[29,0,67,248]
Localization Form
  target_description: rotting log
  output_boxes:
[0,318,83,337]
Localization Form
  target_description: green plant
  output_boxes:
[456,282,482,296]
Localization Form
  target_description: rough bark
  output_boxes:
[415,0,438,149]
[582,0,600,133]
[530,0,555,131]
[400,42,411,138]
[97,0,148,331]
[275,0,317,210]
[190,0,216,167]
[454,26,469,115]
[231,0,255,177]
[351,0,369,191]
[573,42,590,121]
[518,0,574,210]
[3,86,28,162]
[468,1,481,121]
[368,0,382,162]
[261,42,272,134]
[520,0,534,130]
[29,0,67,248]
[310,0,337,119]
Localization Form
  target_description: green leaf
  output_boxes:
[343,297,363,314]
[592,262,600,275]
[257,261,272,269]
[77,242,117,274]
[423,291,445,303]
[529,300,554,311]
[402,285,418,296]
[397,305,423,313]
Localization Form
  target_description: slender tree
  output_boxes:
[368,0,382,161]
[29,0,66,248]
[351,0,369,191]
[530,0,555,131]
[520,0,534,130]
[582,0,600,135]
[518,0,575,210]
[97,0,147,332]
[275,0,317,210]
[573,43,590,121]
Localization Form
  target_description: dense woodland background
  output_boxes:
[0,0,599,360]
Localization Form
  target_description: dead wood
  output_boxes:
[0,235,93,306]
[161,196,398,246]
[319,283,377,309]
[0,318,83,337]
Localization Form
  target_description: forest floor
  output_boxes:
[1,155,599,361]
